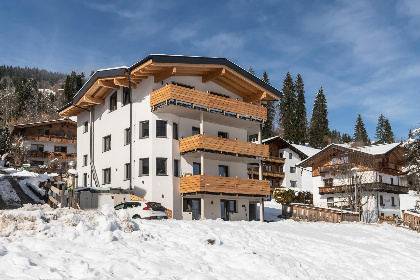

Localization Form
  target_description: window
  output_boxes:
[341,156,349,164]
[156,120,167,137]
[323,178,333,187]
[290,180,297,188]
[219,165,229,177]
[280,166,284,172]
[290,167,296,173]
[125,128,131,145]
[139,158,149,176]
[391,197,396,206]
[193,162,201,176]
[173,123,179,140]
[156,158,167,176]
[139,121,149,138]
[218,131,228,138]
[378,175,383,183]
[227,200,237,213]
[57,130,64,137]
[54,146,67,153]
[30,144,44,152]
[109,91,117,111]
[36,129,44,135]
[390,178,394,185]
[30,160,44,166]
[331,158,339,165]
[327,197,334,208]
[66,131,72,138]
[122,87,131,105]
[289,153,292,159]
[124,163,131,180]
[83,121,88,133]
[103,135,111,152]
[192,126,200,136]
[279,152,283,158]
[83,173,87,187]
[174,159,180,177]
[83,155,88,166]
[380,195,384,206]
[103,168,111,184]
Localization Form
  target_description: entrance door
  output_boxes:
[220,200,229,221]
[192,199,201,220]
[249,203,257,221]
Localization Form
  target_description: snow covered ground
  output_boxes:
[1,203,419,279]
[0,179,21,207]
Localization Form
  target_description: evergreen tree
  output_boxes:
[279,72,296,142]
[341,133,352,143]
[375,114,386,143]
[405,126,420,191]
[383,117,395,143]
[248,66,255,76]
[353,114,370,146]
[330,129,342,144]
[261,71,274,139]
[294,74,307,144]
[0,125,10,155]
[308,87,330,148]
[62,71,85,105]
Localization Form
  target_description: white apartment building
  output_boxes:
[298,143,408,222]
[58,55,282,221]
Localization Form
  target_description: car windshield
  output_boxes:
[147,202,166,211]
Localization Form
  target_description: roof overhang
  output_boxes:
[58,55,282,117]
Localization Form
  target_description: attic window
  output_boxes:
[172,82,194,90]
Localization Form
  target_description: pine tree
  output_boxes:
[261,71,274,139]
[353,114,370,146]
[294,74,307,144]
[279,72,296,142]
[330,129,342,144]
[62,71,86,105]
[383,117,395,143]
[405,126,420,191]
[341,133,352,143]
[375,114,386,144]
[308,87,330,148]
[248,66,255,76]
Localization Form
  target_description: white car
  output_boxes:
[114,201,168,220]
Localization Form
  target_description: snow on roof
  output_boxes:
[96,66,128,72]
[290,144,320,157]
[13,118,76,127]
[335,142,401,155]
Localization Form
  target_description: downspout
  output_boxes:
[128,69,133,191]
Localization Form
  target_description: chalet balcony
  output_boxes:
[27,150,76,160]
[318,183,409,195]
[248,169,285,178]
[318,163,356,174]
[264,156,286,164]
[180,175,270,196]
[26,134,77,144]
[150,84,267,130]
[180,134,269,159]
[378,162,402,175]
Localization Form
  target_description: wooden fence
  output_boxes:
[282,203,359,223]
[402,210,420,232]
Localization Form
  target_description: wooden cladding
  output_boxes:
[248,169,285,178]
[180,175,270,196]
[264,156,285,164]
[150,84,267,121]
[180,134,269,158]
[27,151,76,160]
[26,134,77,144]
[319,183,408,195]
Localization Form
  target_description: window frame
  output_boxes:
[156,157,167,176]
[139,121,149,138]
[66,131,72,138]
[380,195,384,206]
[54,146,67,153]
[124,128,131,146]
[218,165,229,177]
[174,159,180,177]
[290,180,297,188]
[122,87,131,106]
[124,163,131,181]
[139,158,149,176]
[289,152,293,159]
[103,168,111,185]
[156,120,167,138]
[83,121,88,133]
[192,126,200,136]
[103,135,111,152]
[290,166,296,173]
[218,131,228,138]
[193,162,201,176]
[83,155,88,167]
[109,91,117,112]
[173,122,179,140]
[83,173,88,187]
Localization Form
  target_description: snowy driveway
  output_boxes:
[0,171,37,210]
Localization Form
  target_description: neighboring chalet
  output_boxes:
[11,119,77,169]
[298,143,408,221]
[58,54,282,221]
[249,136,320,195]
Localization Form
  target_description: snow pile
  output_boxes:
[0,204,419,279]
[0,180,21,205]
[17,181,45,204]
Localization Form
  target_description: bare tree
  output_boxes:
[7,134,26,166]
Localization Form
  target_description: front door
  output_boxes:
[192,199,201,220]
[220,200,229,221]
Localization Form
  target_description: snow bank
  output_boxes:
[0,180,21,205]
[0,205,419,279]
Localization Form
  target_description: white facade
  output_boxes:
[76,75,263,220]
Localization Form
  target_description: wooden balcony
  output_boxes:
[378,162,402,175]
[26,134,77,144]
[180,134,269,158]
[180,175,270,196]
[319,183,408,195]
[27,150,76,160]
[318,163,356,174]
[248,169,285,178]
[150,84,267,122]
[264,156,285,164]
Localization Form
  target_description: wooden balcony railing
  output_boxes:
[318,163,356,174]
[180,134,269,158]
[264,156,286,164]
[319,183,408,195]
[378,162,402,172]
[150,84,267,121]
[27,150,76,160]
[180,175,270,196]
[248,169,285,178]
[26,134,77,144]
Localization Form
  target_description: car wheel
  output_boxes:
[132,214,141,219]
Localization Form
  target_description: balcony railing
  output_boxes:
[27,150,76,160]
[26,134,77,144]
[150,84,267,121]
[180,175,270,196]
[319,183,408,195]
[180,134,269,158]
[378,162,402,173]
[264,156,286,164]
[318,163,356,174]
[248,169,285,178]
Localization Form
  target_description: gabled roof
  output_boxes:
[261,136,320,159]
[12,118,76,129]
[58,54,282,117]
[298,142,404,167]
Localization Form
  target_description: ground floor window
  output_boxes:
[103,168,111,184]
[327,197,334,208]
[290,180,297,188]
[183,198,201,220]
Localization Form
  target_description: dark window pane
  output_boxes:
[57,130,64,137]
[67,131,72,138]
[156,158,167,175]
[173,123,178,140]
[174,159,180,177]
[192,126,200,136]
[218,165,228,177]
[193,162,201,176]
[122,87,131,105]
[140,121,149,138]
[140,158,149,176]
[156,120,167,137]
[218,131,228,138]
[110,92,117,111]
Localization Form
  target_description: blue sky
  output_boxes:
[1,0,419,140]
